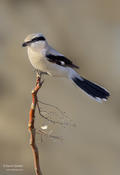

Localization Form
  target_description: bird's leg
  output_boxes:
[33,69,41,75]
[34,68,48,76]
[34,69,49,86]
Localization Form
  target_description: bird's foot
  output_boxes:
[34,69,48,77]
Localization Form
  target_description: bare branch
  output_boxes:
[37,100,76,127]
[37,102,71,126]
[38,100,70,120]
[36,129,63,141]
[28,72,76,174]
[28,75,43,175]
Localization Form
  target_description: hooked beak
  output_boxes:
[22,40,31,47]
[22,42,28,47]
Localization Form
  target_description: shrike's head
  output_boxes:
[22,33,47,49]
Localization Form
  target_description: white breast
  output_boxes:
[27,47,48,72]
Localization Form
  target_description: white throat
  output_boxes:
[30,40,48,51]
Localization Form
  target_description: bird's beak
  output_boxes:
[22,42,27,47]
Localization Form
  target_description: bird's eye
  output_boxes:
[31,36,45,42]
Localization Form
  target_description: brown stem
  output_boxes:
[28,75,43,175]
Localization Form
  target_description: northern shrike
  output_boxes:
[22,33,110,102]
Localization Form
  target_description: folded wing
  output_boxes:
[46,54,79,68]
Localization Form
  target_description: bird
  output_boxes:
[22,33,110,102]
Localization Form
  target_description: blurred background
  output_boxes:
[0,0,120,174]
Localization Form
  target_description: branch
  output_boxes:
[27,72,76,174]
[28,74,43,175]
[37,102,70,126]
[37,101,76,127]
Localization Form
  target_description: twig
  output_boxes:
[37,102,71,126]
[37,101,76,127]
[36,129,63,141]
[38,100,70,119]
[28,74,43,175]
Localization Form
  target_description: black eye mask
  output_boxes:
[31,36,46,42]
[22,36,46,47]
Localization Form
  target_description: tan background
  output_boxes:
[0,0,120,175]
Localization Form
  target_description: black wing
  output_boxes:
[46,54,79,68]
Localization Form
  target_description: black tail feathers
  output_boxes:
[72,76,110,102]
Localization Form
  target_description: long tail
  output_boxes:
[71,74,110,102]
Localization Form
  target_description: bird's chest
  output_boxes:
[27,48,47,70]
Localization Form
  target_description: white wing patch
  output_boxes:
[61,61,65,65]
